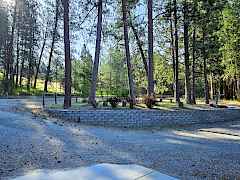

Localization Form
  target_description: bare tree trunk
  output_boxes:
[27,27,34,92]
[19,52,25,87]
[5,0,17,94]
[173,0,180,104]
[129,15,148,77]
[34,30,47,89]
[15,29,20,87]
[44,0,59,92]
[147,0,154,96]
[210,72,214,99]
[169,1,176,99]
[62,0,71,108]
[122,0,135,103]
[202,30,209,104]
[183,0,191,104]
[191,27,196,104]
[89,0,103,106]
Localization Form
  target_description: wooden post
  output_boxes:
[42,93,45,107]
[54,93,57,104]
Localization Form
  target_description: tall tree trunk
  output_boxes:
[202,30,209,104]
[173,0,180,104]
[15,29,20,87]
[89,0,103,106]
[129,15,148,77]
[169,1,176,99]
[122,0,135,103]
[19,55,25,87]
[183,0,191,104]
[62,0,71,108]
[147,0,154,96]
[191,27,196,104]
[210,72,214,99]
[34,30,47,89]
[27,25,34,92]
[19,36,27,88]
[5,0,17,94]
[44,0,59,92]
[237,78,240,99]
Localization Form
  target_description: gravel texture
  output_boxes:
[0,98,240,180]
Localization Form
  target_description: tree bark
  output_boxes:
[147,0,154,96]
[191,27,196,104]
[169,1,176,99]
[62,0,71,108]
[202,30,209,104]
[34,30,47,89]
[183,0,191,104]
[5,0,17,94]
[44,0,59,92]
[19,45,25,87]
[122,0,136,103]
[15,29,20,87]
[173,0,180,104]
[210,72,214,99]
[88,0,103,106]
[27,22,34,92]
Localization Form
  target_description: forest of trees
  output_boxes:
[0,0,239,108]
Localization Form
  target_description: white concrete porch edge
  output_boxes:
[12,163,179,180]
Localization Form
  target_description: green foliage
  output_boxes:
[72,45,93,97]
[99,48,129,97]
[153,53,173,95]
[218,2,240,80]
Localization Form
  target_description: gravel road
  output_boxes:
[0,98,240,180]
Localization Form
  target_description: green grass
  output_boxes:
[47,98,240,111]
[10,78,64,96]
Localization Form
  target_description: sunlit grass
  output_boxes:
[14,77,63,95]
[47,97,240,110]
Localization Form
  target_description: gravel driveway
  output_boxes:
[0,98,240,180]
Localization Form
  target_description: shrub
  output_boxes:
[108,97,120,108]
[103,101,108,107]
[144,95,156,109]
[122,100,127,107]
[81,98,88,103]
[129,101,134,109]
[127,98,134,109]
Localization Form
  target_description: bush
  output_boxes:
[103,101,108,107]
[81,98,88,103]
[108,97,120,108]
[126,98,134,109]
[144,95,156,109]
[129,101,134,109]
[122,100,127,107]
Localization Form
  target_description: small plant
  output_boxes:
[81,98,88,103]
[127,98,134,109]
[122,100,127,107]
[108,97,120,108]
[177,101,184,108]
[144,95,156,109]
[129,101,134,109]
[103,101,108,107]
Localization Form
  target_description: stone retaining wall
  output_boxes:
[45,109,240,128]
